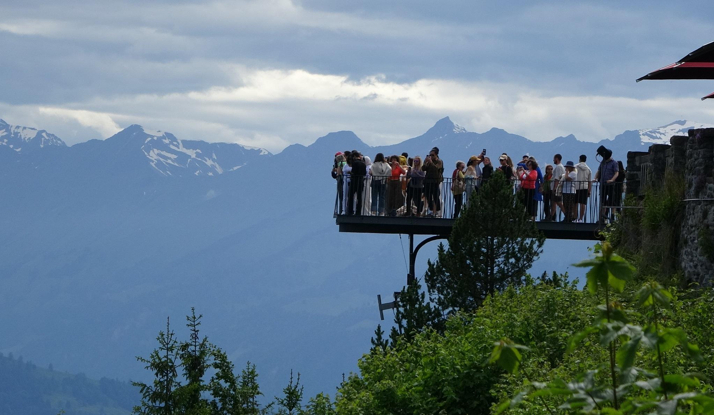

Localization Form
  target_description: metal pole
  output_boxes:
[408,233,415,285]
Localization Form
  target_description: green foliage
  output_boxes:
[613,170,685,281]
[494,243,714,414]
[424,170,545,315]
[275,370,304,415]
[133,310,270,415]
[133,318,181,415]
[335,279,594,414]
[0,352,137,415]
[303,393,335,415]
[388,279,443,344]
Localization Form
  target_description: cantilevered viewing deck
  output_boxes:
[334,177,611,242]
[335,215,601,241]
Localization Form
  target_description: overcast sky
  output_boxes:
[1,0,714,152]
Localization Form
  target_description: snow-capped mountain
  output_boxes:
[0,118,66,152]
[0,120,272,177]
[638,120,714,144]
[135,126,271,176]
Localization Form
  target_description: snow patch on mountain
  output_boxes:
[639,120,714,144]
[0,119,66,152]
[453,122,467,134]
[132,126,271,176]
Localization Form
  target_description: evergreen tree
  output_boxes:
[133,318,181,415]
[389,279,443,344]
[237,362,262,414]
[369,325,389,353]
[275,370,303,415]
[303,393,335,415]
[176,308,212,415]
[424,170,545,315]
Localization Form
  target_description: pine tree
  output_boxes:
[275,370,303,415]
[389,279,444,344]
[133,318,181,415]
[369,325,389,353]
[237,362,262,414]
[176,308,212,415]
[424,170,545,315]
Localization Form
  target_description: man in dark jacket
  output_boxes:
[422,147,444,217]
[594,146,619,223]
[349,151,367,215]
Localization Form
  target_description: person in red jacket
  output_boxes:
[518,159,539,220]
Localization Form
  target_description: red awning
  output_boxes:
[637,41,714,82]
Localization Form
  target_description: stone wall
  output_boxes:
[626,128,714,284]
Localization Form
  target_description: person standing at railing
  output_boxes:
[341,151,352,215]
[422,147,444,218]
[348,151,367,216]
[541,164,554,221]
[518,160,539,220]
[451,161,466,218]
[562,161,578,222]
[481,157,493,184]
[464,161,478,207]
[406,156,425,217]
[498,155,514,181]
[386,155,404,216]
[594,145,619,224]
[529,156,544,219]
[549,154,566,221]
[575,155,592,223]
[370,153,391,216]
[362,156,373,216]
[333,152,346,214]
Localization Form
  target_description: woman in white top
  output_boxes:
[562,161,577,222]
[341,154,352,215]
[369,153,392,216]
[362,156,372,216]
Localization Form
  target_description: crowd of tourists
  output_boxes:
[332,145,625,224]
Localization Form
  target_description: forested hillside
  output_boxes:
[0,353,137,415]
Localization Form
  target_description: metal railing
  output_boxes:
[333,175,624,224]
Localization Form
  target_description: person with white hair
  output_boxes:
[362,155,372,215]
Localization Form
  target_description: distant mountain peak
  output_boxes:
[638,120,714,144]
[0,119,66,152]
[423,117,467,144]
[310,130,368,152]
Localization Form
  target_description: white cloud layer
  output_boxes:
[3,68,713,153]
[1,1,713,151]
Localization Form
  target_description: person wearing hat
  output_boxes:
[498,155,514,181]
[562,161,578,222]
[594,146,619,223]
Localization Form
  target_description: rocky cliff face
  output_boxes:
[627,128,714,284]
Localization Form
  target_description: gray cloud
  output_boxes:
[1,0,713,150]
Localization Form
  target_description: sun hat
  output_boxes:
[565,161,575,168]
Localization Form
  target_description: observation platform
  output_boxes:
[335,215,602,241]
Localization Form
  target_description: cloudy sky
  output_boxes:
[1,0,713,152]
